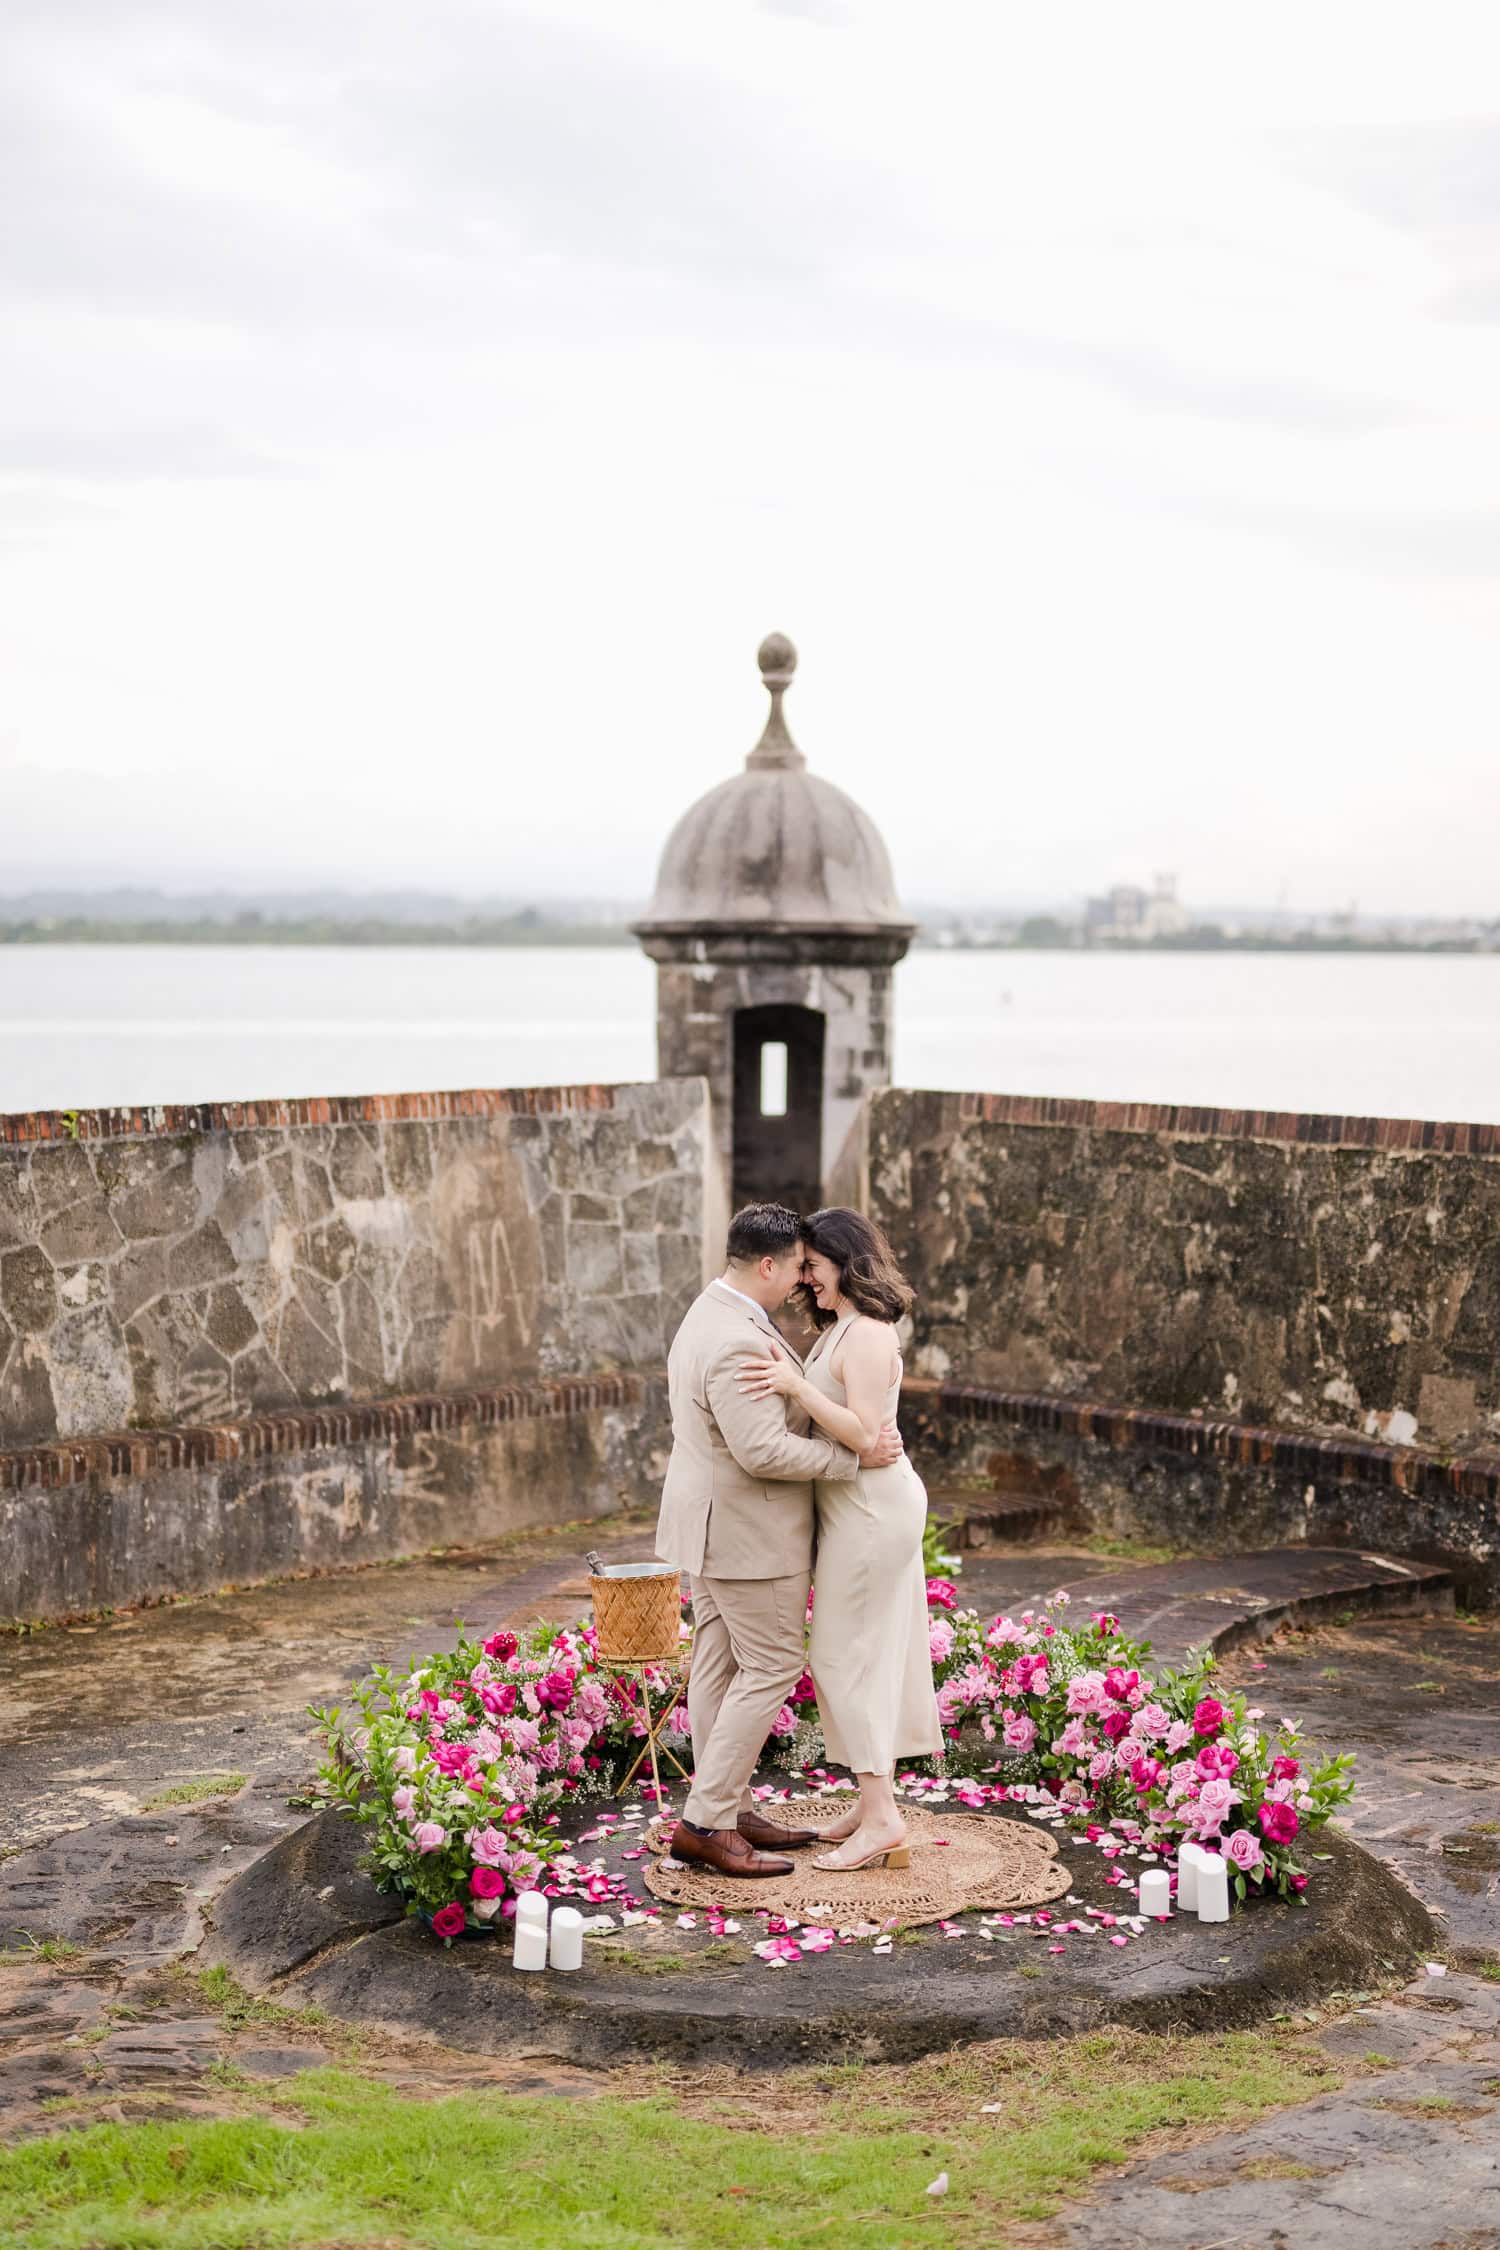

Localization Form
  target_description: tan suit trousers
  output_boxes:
[684,1567,811,1831]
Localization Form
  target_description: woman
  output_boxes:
[739,1206,941,1873]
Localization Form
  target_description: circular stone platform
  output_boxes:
[204,1804,1437,2071]
[644,1798,1071,1925]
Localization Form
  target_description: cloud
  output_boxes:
[1278,116,1500,231]
[0,427,292,480]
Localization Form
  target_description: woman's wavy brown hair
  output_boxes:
[798,1206,915,1328]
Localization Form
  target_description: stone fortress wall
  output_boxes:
[0,1081,710,1621]
[3,1071,1498,1620]
[850,1090,1500,1600]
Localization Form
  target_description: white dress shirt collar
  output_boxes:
[711,1276,777,1328]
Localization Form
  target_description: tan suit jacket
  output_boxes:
[655,1283,859,1580]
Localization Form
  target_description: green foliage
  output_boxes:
[142,1774,247,1810]
[921,1516,962,1577]
[0,2029,1344,2249]
[0,1934,82,1965]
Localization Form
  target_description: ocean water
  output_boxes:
[0,944,1496,1125]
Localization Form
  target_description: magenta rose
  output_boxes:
[1192,1697,1227,1738]
[430,1902,467,1938]
[536,1670,575,1713]
[791,1670,816,1704]
[926,1578,958,1610]
[1101,1710,1132,1743]
[1104,1666,1139,1702]
[1129,1755,1164,1794]
[1091,1612,1119,1634]
[482,1630,518,1662]
[1270,1754,1301,1782]
[1258,1799,1299,1845]
[469,1865,506,1899]
[481,1683,518,1717]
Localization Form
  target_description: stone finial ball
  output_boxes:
[757,632,797,684]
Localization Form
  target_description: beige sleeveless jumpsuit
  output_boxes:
[804,1312,943,1773]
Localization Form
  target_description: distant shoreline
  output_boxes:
[0,920,1492,956]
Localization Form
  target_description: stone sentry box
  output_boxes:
[633,634,914,1223]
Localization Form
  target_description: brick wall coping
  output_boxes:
[0,1373,653,1493]
[896,1089,1500,1156]
[9,1082,1494,1156]
[901,1377,1500,1502]
[0,1082,656,1148]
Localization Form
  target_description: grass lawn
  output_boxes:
[0,2026,1345,2250]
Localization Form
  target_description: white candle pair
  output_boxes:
[511,1888,585,1973]
[1177,1841,1229,1921]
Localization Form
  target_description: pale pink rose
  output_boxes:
[392,1746,417,1774]
[473,1895,502,1921]
[928,1618,956,1662]
[509,1718,541,1755]
[1164,1720,1195,1754]
[1089,1751,1115,1782]
[469,1825,505,1865]
[1053,1718,1089,1757]
[1225,1828,1263,1872]
[412,1822,446,1854]
[1066,1671,1109,1716]
[391,1785,416,1819]
[1133,1704,1171,1739]
[1194,1777,1237,1834]
[1002,1711,1037,1752]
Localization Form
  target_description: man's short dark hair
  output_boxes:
[725,1202,803,1264]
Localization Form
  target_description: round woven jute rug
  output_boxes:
[643,1796,1073,1927]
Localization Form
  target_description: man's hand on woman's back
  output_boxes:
[859,1421,904,1470]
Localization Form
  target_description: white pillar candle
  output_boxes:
[1138,1868,1172,1918]
[549,1906,585,1972]
[512,1917,548,1971]
[515,1889,549,1930]
[1176,1841,1202,1912]
[1195,1851,1230,1923]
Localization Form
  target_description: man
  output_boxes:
[655,1201,905,1878]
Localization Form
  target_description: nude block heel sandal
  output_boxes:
[812,1839,912,1872]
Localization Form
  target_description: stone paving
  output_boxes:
[1053,1974,1500,2250]
[1,1523,1496,2244]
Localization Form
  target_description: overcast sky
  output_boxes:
[3,0,1499,915]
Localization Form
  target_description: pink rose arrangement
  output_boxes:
[923,1592,1354,1904]
[317,1561,1352,1941]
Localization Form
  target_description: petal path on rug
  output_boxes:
[643,1796,1074,1927]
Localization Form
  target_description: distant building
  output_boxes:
[1085,873,1187,942]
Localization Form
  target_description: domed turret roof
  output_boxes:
[634,635,914,937]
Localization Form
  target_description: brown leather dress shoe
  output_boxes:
[668,1822,793,1878]
[737,1809,819,1850]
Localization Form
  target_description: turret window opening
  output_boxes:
[759,1041,788,1117]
